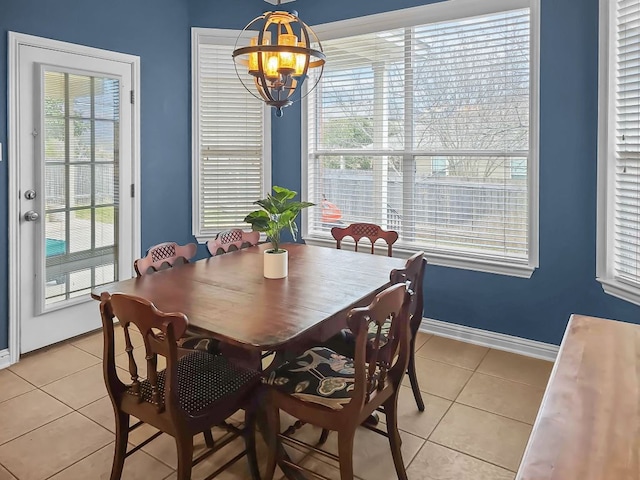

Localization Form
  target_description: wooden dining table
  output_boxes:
[91,242,406,356]
[91,243,408,479]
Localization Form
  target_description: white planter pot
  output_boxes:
[263,249,288,279]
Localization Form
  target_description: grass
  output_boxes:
[74,206,115,224]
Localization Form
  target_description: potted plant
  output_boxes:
[244,186,314,279]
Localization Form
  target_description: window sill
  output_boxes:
[597,277,640,307]
[302,235,537,278]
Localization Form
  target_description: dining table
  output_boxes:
[91,242,407,479]
[91,242,407,360]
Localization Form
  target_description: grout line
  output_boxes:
[473,348,492,373]
[42,442,114,480]
[9,356,101,389]
[0,410,77,448]
[412,353,480,373]
[451,401,536,427]
[427,438,518,473]
[0,458,20,480]
[0,393,75,447]
[470,368,550,389]
[1,369,40,393]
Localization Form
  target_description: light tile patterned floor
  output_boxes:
[0,330,553,480]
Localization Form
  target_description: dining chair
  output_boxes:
[326,251,427,412]
[331,223,399,257]
[134,241,218,354]
[134,241,197,276]
[100,292,262,480]
[262,283,413,480]
[207,229,260,256]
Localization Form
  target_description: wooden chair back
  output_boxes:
[345,283,412,410]
[206,229,260,256]
[390,251,427,337]
[100,292,188,415]
[134,242,197,276]
[331,223,399,257]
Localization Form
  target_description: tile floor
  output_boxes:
[0,329,553,480]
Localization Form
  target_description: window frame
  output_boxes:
[596,0,640,305]
[191,27,272,242]
[301,0,540,278]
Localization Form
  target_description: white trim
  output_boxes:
[595,0,640,306]
[420,317,558,362]
[302,0,540,278]
[528,0,541,272]
[0,350,10,370]
[191,27,272,241]
[303,236,536,278]
[7,32,141,365]
[598,277,640,308]
[312,0,531,40]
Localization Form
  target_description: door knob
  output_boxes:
[24,211,40,222]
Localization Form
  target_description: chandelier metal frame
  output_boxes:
[232,8,325,117]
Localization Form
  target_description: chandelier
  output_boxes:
[232,2,325,117]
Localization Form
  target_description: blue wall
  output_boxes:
[0,0,638,351]
[0,0,193,350]
[191,0,640,345]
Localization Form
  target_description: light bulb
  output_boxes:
[278,34,297,74]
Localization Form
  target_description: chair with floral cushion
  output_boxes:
[99,293,262,480]
[324,251,427,412]
[206,229,260,256]
[331,223,398,257]
[262,282,413,480]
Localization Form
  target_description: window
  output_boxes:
[597,0,640,304]
[303,0,539,277]
[192,29,270,240]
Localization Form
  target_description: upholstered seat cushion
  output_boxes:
[323,319,392,358]
[130,350,259,415]
[263,346,376,410]
[179,335,220,355]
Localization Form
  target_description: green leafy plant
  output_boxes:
[244,186,314,253]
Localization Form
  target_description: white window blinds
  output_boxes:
[193,32,268,237]
[306,6,535,272]
[614,0,640,284]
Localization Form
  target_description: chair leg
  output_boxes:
[384,394,408,480]
[175,435,194,480]
[408,342,425,412]
[203,429,215,448]
[318,428,330,445]
[337,431,355,480]
[110,411,130,480]
[263,405,280,480]
[244,409,261,480]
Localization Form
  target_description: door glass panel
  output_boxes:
[43,70,120,307]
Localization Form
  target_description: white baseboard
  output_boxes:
[420,318,559,362]
[0,349,11,370]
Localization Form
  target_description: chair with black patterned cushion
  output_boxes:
[331,223,399,257]
[207,229,260,256]
[134,241,197,276]
[325,251,427,412]
[134,241,218,355]
[262,283,413,480]
[100,292,262,480]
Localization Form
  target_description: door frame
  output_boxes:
[7,32,141,365]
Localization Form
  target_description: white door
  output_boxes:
[15,39,137,353]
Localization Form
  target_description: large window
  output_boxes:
[303,0,539,277]
[598,0,640,304]
[192,29,270,240]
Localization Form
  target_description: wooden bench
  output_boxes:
[516,314,640,480]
